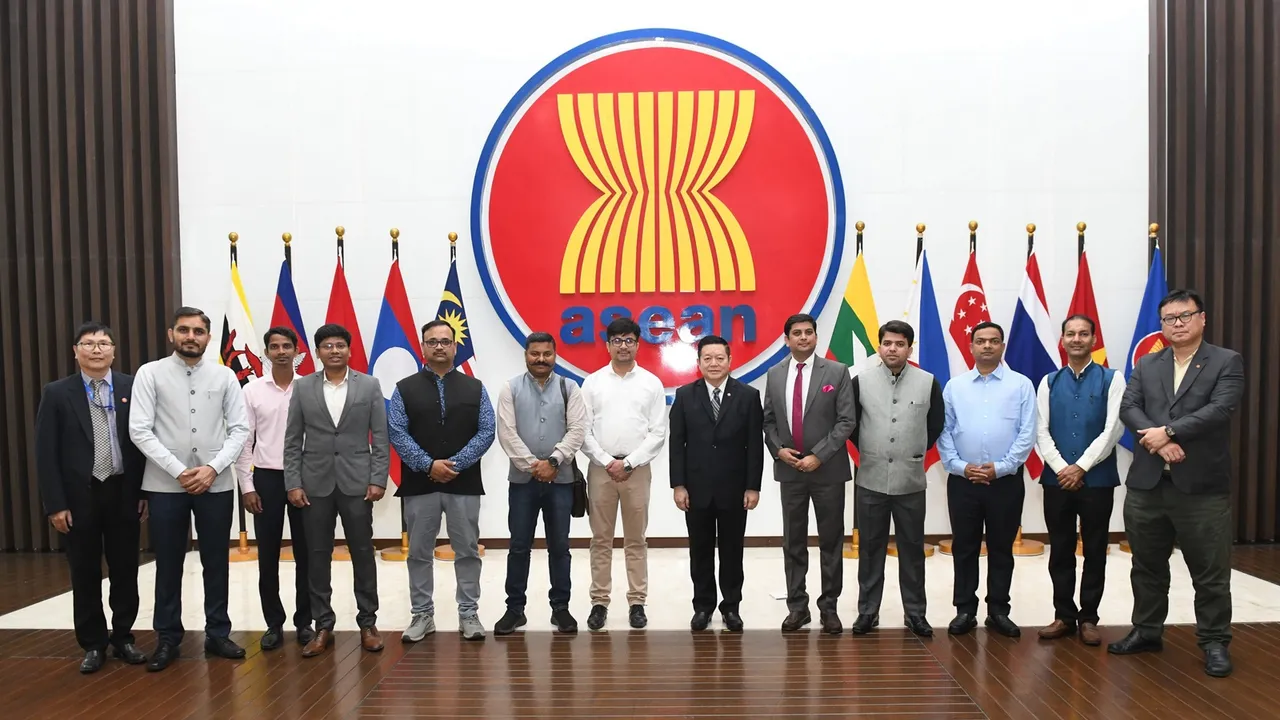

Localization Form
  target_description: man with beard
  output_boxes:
[235,327,315,651]
[129,307,250,671]
[493,332,590,635]
[388,319,495,642]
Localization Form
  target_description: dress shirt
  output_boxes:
[580,363,667,467]
[496,373,591,473]
[128,353,249,494]
[784,355,813,425]
[234,373,298,493]
[387,372,496,473]
[706,378,727,406]
[1173,344,1200,392]
[82,369,123,477]
[937,364,1037,478]
[1035,363,1126,474]
[322,369,350,426]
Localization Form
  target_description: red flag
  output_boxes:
[325,260,368,373]
[1063,251,1108,367]
[947,251,991,376]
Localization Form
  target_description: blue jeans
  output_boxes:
[148,490,234,646]
[505,482,573,613]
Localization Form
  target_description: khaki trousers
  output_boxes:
[587,463,652,606]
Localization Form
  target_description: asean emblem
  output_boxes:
[472,29,844,394]
[1130,331,1166,367]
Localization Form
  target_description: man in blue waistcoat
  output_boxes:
[1033,314,1125,647]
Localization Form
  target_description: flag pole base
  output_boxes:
[434,543,486,562]
[332,544,352,562]
[1011,527,1045,557]
[380,532,410,562]
[1119,538,1132,554]
[842,529,859,559]
[1074,536,1111,557]
[280,546,295,562]
[936,538,987,557]
[887,541,936,558]
[228,532,257,562]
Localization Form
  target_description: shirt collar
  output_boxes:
[169,352,203,370]
[790,355,815,371]
[969,363,1006,382]
[706,377,727,392]
[82,369,113,387]
[879,361,909,380]
[1067,360,1095,379]
[267,373,300,391]
[1173,344,1202,365]
[323,369,352,387]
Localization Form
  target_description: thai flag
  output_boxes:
[1005,250,1059,480]
[903,249,950,470]
[436,243,477,376]
[1119,246,1169,450]
[269,259,315,375]
[369,258,422,485]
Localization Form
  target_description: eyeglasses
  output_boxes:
[318,343,349,351]
[424,339,454,348]
[609,337,637,347]
[77,341,115,351]
[1161,311,1201,326]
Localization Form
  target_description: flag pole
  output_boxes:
[1012,223,1047,557]
[277,232,298,563]
[1077,221,1086,262]
[329,224,354,563]
[843,221,866,561]
[1121,222,1160,556]
[228,231,257,563]
[381,227,411,563]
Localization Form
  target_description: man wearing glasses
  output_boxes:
[36,322,148,674]
[388,320,495,642]
[581,318,667,631]
[1109,290,1244,678]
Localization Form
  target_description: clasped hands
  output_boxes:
[1136,426,1186,464]
[963,462,997,485]
[286,482,385,508]
[673,486,759,512]
[778,448,821,473]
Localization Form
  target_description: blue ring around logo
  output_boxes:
[469,27,846,394]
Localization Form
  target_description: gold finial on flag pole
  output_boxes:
[228,231,238,244]
[1149,222,1160,237]
[1027,223,1037,235]
[390,228,400,240]
[448,231,458,244]
[282,232,292,245]
[1077,221,1087,233]
[916,223,926,235]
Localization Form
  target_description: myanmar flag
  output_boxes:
[825,251,879,464]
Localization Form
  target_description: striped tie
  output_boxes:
[712,387,721,421]
[89,379,113,481]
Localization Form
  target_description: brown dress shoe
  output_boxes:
[1037,619,1076,640]
[1079,623,1102,646]
[301,629,334,658]
[361,627,385,652]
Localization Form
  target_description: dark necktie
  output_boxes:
[712,387,721,421]
[792,363,806,452]
[89,379,113,481]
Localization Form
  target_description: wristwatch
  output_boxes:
[548,457,561,469]
[1165,426,1176,439]
[623,460,634,473]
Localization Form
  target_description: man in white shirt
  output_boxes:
[580,318,667,631]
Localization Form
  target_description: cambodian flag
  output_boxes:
[903,249,950,469]
[1005,250,1059,480]
[269,259,315,375]
[1119,246,1169,451]
[369,258,422,485]
[436,242,476,376]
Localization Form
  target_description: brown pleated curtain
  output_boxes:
[0,0,181,551]
[1150,0,1280,542]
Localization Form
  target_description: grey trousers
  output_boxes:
[856,487,926,617]
[405,493,482,618]
[780,477,846,613]
[305,491,377,631]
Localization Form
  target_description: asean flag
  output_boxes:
[1119,245,1169,450]
[270,259,315,375]
[1005,250,1059,480]
[369,259,422,485]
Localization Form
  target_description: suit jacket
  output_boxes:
[35,372,145,516]
[669,377,764,510]
[762,355,856,484]
[1120,342,1244,494]
[284,370,390,497]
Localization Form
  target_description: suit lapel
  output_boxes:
[113,378,130,439]
[1171,347,1211,406]
[315,375,336,428]
[715,380,735,427]
[770,365,792,436]
[803,358,823,419]
[336,373,357,428]
[1158,351,1175,405]
[71,377,94,443]
[693,379,717,425]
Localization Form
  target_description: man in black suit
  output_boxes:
[35,322,148,674]
[669,335,764,632]
[1108,290,1244,678]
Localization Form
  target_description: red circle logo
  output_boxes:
[472,30,845,394]
[1130,331,1167,367]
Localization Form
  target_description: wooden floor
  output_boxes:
[1,545,1277,720]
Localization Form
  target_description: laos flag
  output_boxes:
[369,258,422,485]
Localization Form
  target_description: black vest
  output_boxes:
[395,369,484,496]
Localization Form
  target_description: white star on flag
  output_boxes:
[958,309,967,319]
[968,297,976,305]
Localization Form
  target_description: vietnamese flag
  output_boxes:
[325,259,368,373]
[1063,251,1108,367]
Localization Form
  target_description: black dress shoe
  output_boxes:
[948,613,977,635]
[904,616,934,637]
[204,636,247,659]
[147,643,179,672]
[690,611,712,631]
[551,609,578,634]
[850,614,879,635]
[296,625,316,646]
[80,649,105,674]
[629,605,648,629]
[261,627,283,651]
[494,610,527,636]
[1107,629,1163,655]
[1203,643,1232,678]
[985,615,1021,638]
[722,611,744,632]
[781,610,811,632]
[587,605,608,631]
[821,611,843,635]
[111,642,148,665]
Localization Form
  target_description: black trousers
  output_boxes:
[686,503,748,614]
[1043,484,1114,624]
[252,469,312,631]
[148,489,234,646]
[1124,477,1232,648]
[64,476,141,652]
[947,474,1024,617]
[780,478,845,613]
[857,487,926,617]
[306,491,378,631]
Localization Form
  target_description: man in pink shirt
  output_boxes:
[236,327,315,650]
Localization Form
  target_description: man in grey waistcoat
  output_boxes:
[493,332,590,635]
[850,321,945,637]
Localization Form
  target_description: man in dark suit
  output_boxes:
[1108,290,1244,678]
[670,335,764,632]
[763,313,856,634]
[35,322,148,674]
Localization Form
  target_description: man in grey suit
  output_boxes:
[1108,290,1244,678]
[284,323,390,658]
[763,313,856,634]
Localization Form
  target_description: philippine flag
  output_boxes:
[369,258,422,485]
[903,248,950,470]
[269,259,315,375]
[1005,250,1059,480]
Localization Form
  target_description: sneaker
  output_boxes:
[459,614,487,641]
[587,604,608,631]
[629,605,648,629]
[401,613,435,643]
[551,608,578,634]
[494,610,527,636]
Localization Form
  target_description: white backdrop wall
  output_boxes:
[174,0,1149,541]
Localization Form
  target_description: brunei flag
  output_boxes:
[219,255,264,387]
[436,241,476,376]
[825,251,879,464]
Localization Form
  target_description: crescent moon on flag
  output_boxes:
[440,291,462,307]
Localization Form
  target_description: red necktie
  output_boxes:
[792,362,806,452]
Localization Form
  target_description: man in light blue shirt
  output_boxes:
[937,321,1036,639]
